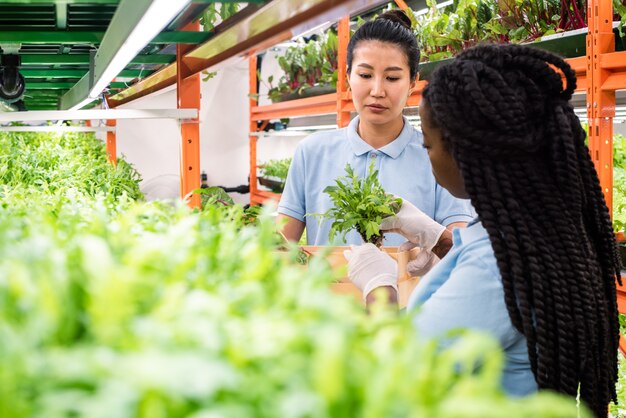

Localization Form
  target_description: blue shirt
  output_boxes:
[278,116,474,245]
[407,219,537,396]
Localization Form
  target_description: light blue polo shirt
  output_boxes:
[407,219,537,397]
[278,116,474,246]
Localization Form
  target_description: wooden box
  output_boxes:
[300,245,421,308]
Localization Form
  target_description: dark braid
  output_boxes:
[422,43,622,417]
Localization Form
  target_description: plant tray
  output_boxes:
[273,84,336,103]
[258,176,284,193]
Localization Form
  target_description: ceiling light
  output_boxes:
[69,96,96,111]
[89,0,191,98]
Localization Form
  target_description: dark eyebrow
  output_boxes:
[356,63,403,72]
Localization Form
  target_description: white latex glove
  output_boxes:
[343,243,398,300]
[398,241,440,277]
[380,198,446,251]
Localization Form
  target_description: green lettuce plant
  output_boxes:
[263,31,338,102]
[0,130,591,417]
[259,158,292,181]
[315,162,402,247]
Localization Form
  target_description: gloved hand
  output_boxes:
[398,241,440,277]
[343,243,398,300]
[380,198,446,251]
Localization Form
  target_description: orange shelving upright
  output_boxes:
[106,119,117,165]
[248,14,354,206]
[177,20,202,209]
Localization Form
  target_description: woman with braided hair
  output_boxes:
[344,43,622,416]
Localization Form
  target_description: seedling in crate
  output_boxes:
[313,162,401,247]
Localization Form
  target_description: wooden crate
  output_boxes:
[300,245,421,308]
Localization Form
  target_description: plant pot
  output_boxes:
[300,245,421,308]
[258,175,284,193]
[274,84,336,103]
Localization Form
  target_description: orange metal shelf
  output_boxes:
[251,93,338,121]
[251,79,430,122]
[250,190,281,205]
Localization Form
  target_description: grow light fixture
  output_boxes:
[89,0,191,98]
[69,96,96,111]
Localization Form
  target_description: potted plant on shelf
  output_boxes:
[257,158,292,193]
[613,133,626,265]
[263,30,338,103]
[413,0,591,77]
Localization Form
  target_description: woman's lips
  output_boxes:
[367,104,387,112]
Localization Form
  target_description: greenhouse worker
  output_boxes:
[277,10,473,256]
[344,44,621,418]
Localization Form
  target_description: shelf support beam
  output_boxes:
[177,20,202,209]
[106,119,117,165]
[336,16,351,128]
[586,0,615,213]
[249,55,260,205]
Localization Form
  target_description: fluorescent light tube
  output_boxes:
[69,96,96,111]
[89,0,191,98]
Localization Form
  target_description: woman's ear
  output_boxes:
[408,79,417,96]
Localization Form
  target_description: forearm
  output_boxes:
[430,222,467,259]
[277,214,305,242]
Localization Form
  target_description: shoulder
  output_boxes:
[408,124,424,145]
[455,235,501,283]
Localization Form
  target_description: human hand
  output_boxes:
[398,241,440,277]
[343,243,398,299]
[380,197,446,251]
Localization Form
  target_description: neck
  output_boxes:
[357,117,405,149]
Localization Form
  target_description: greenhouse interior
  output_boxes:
[1,0,626,416]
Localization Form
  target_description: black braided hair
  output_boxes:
[347,9,420,80]
[422,43,622,417]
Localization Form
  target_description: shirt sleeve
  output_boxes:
[411,253,520,350]
[277,142,306,221]
[433,183,475,226]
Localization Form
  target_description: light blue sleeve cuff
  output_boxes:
[277,204,305,222]
[439,214,474,226]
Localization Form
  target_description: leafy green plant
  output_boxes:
[199,3,241,81]
[315,163,402,247]
[259,158,292,181]
[194,186,263,226]
[0,130,592,417]
[0,130,142,202]
[263,31,338,102]
[413,0,587,63]
[415,0,504,61]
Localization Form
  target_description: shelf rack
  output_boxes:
[247,1,626,237]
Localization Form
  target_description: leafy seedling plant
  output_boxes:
[259,158,292,181]
[316,162,402,247]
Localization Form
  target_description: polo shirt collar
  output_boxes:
[453,217,487,246]
[347,115,414,159]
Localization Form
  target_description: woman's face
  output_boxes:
[348,40,415,126]
[419,103,469,199]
